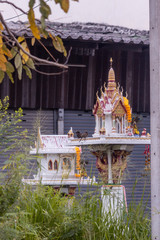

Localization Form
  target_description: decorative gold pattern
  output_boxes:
[112,101,126,117]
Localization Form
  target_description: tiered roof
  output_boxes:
[93,58,132,122]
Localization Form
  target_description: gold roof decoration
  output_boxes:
[100,86,104,99]
[93,58,132,123]
[107,58,117,93]
[68,127,74,138]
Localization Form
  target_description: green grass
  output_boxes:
[0,184,151,240]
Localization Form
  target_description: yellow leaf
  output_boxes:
[0,70,4,83]
[0,48,3,55]
[0,35,3,48]
[49,32,54,40]
[22,53,29,64]
[61,0,69,13]
[28,8,41,39]
[20,49,29,64]
[0,22,4,31]
[2,46,12,58]
[0,61,6,72]
[21,41,27,49]
[18,36,25,43]
[31,37,35,46]
[0,54,7,63]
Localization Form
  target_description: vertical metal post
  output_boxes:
[150,0,160,239]
[58,109,64,135]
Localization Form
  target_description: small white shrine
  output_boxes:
[23,128,96,196]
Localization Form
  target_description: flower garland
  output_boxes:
[75,147,81,177]
[123,97,132,123]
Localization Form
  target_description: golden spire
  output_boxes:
[110,57,113,67]
[107,58,116,91]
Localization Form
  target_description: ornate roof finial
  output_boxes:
[96,91,100,103]
[121,86,123,95]
[110,57,113,68]
[68,127,74,138]
[107,58,116,91]
[96,90,99,99]
[100,86,104,98]
[121,87,123,96]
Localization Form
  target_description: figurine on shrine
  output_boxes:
[131,119,140,136]
[141,128,147,137]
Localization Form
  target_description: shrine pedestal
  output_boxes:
[101,185,127,219]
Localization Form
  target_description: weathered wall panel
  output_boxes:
[0,43,150,113]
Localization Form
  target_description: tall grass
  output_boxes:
[0,184,151,240]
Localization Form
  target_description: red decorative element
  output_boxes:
[144,145,150,171]
[141,128,147,137]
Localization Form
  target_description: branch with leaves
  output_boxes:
[0,0,78,83]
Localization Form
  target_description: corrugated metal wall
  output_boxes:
[0,110,54,170]
[64,110,151,208]
[0,108,150,210]
[122,114,151,209]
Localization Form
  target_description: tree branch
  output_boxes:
[37,39,56,62]
[34,68,68,76]
[0,13,68,69]
[0,0,27,16]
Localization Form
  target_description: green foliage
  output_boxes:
[0,97,34,217]
[0,0,76,83]
[0,184,151,240]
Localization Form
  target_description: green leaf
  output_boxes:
[8,47,18,60]
[41,16,46,30]
[40,0,51,19]
[14,54,21,69]
[0,70,4,83]
[6,71,14,83]
[6,62,15,73]
[26,58,35,70]
[52,36,67,56]
[29,0,35,8]
[17,62,22,80]
[23,66,32,79]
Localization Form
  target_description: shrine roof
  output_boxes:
[7,21,149,45]
[30,135,76,154]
